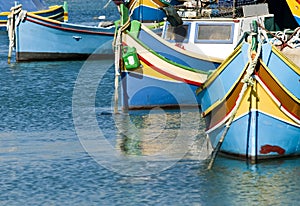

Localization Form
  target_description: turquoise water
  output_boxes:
[1,0,300,205]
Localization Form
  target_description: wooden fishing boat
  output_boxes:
[115,5,209,110]
[196,22,300,164]
[117,22,208,109]
[130,20,222,70]
[0,0,67,31]
[114,3,274,110]
[8,8,115,61]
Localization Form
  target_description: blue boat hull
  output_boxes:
[197,39,300,161]
[15,13,114,61]
[131,6,166,22]
[209,111,300,159]
[121,72,201,109]
[119,20,208,110]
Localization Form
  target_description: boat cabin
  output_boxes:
[161,3,274,60]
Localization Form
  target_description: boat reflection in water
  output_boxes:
[114,109,212,161]
[199,156,300,205]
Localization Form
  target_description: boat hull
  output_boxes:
[207,104,300,160]
[131,6,166,22]
[125,0,180,22]
[15,13,114,61]
[120,30,207,110]
[121,70,201,109]
[197,41,300,161]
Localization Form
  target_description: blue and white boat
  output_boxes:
[115,3,275,110]
[196,23,300,164]
[10,10,114,61]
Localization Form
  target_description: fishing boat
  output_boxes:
[196,21,300,165]
[115,5,209,110]
[0,0,67,31]
[132,5,273,68]
[114,3,275,110]
[8,7,115,62]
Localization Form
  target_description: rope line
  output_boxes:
[207,34,262,170]
[113,4,134,113]
[7,4,26,64]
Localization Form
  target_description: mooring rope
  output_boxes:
[207,32,262,170]
[113,5,133,113]
[7,4,26,64]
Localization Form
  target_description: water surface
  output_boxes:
[0,1,299,205]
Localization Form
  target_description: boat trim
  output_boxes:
[25,13,114,35]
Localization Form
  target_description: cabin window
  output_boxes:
[194,23,234,44]
[163,23,190,43]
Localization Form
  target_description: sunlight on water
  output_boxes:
[0,1,300,205]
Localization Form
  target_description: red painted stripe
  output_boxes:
[138,55,203,86]
[256,70,300,120]
[204,89,241,131]
[26,15,114,36]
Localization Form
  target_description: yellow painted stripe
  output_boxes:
[1,5,63,23]
[128,0,165,10]
[123,32,208,83]
[260,59,300,104]
[125,61,177,81]
[235,77,298,125]
[196,43,244,93]
[27,12,61,24]
[0,12,10,15]
[30,5,62,15]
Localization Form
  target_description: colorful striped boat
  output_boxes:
[115,3,275,110]
[196,23,300,163]
[0,0,67,31]
[10,10,114,61]
[115,5,209,110]
[132,21,222,70]
[118,22,208,110]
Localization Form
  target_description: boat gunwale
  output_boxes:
[24,12,114,36]
[201,58,300,132]
[122,38,207,86]
[271,43,300,75]
[124,29,209,75]
[196,42,244,94]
